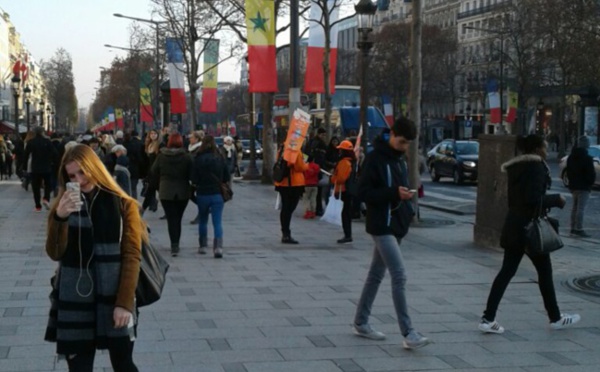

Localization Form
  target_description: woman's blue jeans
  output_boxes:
[354,235,413,336]
[197,193,224,239]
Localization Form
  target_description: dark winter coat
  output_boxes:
[499,154,563,250]
[358,136,414,236]
[566,148,596,191]
[114,156,132,196]
[191,150,230,196]
[151,148,192,201]
[124,136,145,180]
[44,191,141,354]
[24,135,58,174]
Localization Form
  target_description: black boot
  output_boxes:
[171,243,180,257]
[281,235,299,244]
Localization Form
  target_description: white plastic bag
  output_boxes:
[275,193,281,210]
[321,193,343,226]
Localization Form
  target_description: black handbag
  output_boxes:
[524,200,563,256]
[136,239,170,307]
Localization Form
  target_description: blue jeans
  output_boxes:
[197,193,224,239]
[570,190,590,231]
[354,235,413,336]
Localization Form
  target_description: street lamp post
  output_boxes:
[51,110,56,132]
[465,25,508,134]
[46,106,51,132]
[355,0,377,155]
[24,86,31,133]
[114,13,164,134]
[11,74,21,136]
[39,100,45,128]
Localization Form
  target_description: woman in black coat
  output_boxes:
[478,135,579,334]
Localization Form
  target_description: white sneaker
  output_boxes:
[550,313,581,330]
[352,323,386,340]
[402,330,430,349]
[478,319,505,334]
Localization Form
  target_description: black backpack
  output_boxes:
[272,148,290,183]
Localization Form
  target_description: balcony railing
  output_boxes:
[457,0,512,20]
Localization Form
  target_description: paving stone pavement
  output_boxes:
[1,178,600,372]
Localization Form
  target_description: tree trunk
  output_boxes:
[408,0,422,221]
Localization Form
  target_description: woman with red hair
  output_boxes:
[151,132,193,256]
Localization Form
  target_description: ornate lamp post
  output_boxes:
[39,100,45,128]
[51,110,56,132]
[46,106,51,132]
[11,74,21,136]
[23,86,31,133]
[355,0,377,155]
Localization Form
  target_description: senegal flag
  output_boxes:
[140,72,154,123]
[245,0,277,92]
[200,39,219,113]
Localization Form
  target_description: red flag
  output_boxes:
[304,1,339,93]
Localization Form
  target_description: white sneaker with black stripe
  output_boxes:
[478,318,505,334]
[550,313,581,330]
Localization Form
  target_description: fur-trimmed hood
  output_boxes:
[501,154,542,172]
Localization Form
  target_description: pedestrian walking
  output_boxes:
[302,156,320,219]
[566,136,596,238]
[188,130,204,225]
[112,144,132,196]
[275,145,308,244]
[24,126,58,212]
[220,136,237,185]
[233,135,243,177]
[0,135,9,180]
[478,134,580,335]
[331,140,357,244]
[191,136,230,258]
[124,131,145,199]
[308,128,328,216]
[141,130,161,214]
[45,144,144,371]
[352,118,430,349]
[151,133,192,256]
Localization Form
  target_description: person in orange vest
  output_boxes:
[274,145,308,244]
[330,140,357,243]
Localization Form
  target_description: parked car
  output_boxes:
[558,145,600,187]
[241,139,263,159]
[427,139,479,184]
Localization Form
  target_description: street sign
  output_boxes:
[464,119,473,139]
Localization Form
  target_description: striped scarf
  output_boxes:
[45,190,134,354]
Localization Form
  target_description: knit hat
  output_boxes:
[116,130,124,139]
[336,140,354,151]
[577,136,590,149]
[111,144,127,154]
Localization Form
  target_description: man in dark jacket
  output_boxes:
[351,117,430,350]
[24,126,58,211]
[308,127,328,215]
[123,131,145,199]
[566,136,596,237]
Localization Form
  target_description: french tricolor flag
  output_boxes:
[166,38,187,114]
[487,79,500,124]
[304,0,339,94]
[381,95,393,126]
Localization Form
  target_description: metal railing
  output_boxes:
[457,0,512,20]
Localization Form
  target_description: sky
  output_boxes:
[2,0,241,108]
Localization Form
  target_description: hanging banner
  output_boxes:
[304,0,339,93]
[166,38,187,114]
[139,71,154,123]
[245,0,278,92]
[200,39,219,113]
